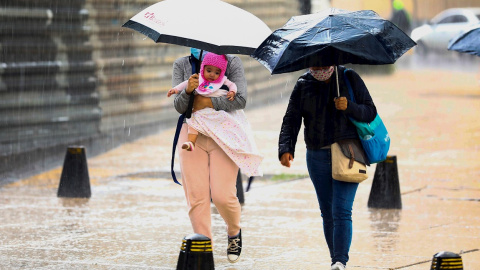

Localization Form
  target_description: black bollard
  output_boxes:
[430,251,463,270]
[176,234,214,270]
[367,155,401,209]
[57,146,91,198]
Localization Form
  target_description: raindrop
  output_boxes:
[284,79,290,91]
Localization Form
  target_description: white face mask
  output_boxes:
[309,66,335,81]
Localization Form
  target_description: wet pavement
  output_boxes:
[1,67,480,269]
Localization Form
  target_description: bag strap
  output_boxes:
[343,68,369,130]
[169,56,201,185]
[348,144,355,169]
[170,114,184,185]
[185,56,200,119]
[343,68,356,103]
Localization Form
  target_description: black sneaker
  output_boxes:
[227,229,242,263]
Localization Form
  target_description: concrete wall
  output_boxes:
[0,0,301,184]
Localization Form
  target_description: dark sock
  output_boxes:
[228,232,240,239]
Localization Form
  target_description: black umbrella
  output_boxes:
[252,8,416,75]
[448,25,480,57]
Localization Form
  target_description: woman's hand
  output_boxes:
[280,152,293,168]
[334,97,348,111]
[192,95,213,112]
[186,74,199,94]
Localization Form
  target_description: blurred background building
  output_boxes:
[329,0,479,26]
[1,0,478,184]
[0,0,300,184]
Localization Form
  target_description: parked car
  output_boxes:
[411,8,480,54]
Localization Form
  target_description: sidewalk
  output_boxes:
[1,69,480,269]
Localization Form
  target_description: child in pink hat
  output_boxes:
[168,52,262,177]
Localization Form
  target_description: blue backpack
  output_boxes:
[343,69,390,164]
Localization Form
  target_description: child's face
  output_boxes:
[203,65,221,81]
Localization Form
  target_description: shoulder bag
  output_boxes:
[331,139,369,183]
[343,69,390,164]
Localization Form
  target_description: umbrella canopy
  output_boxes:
[122,0,271,55]
[252,8,416,74]
[448,24,480,57]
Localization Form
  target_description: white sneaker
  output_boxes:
[331,262,346,270]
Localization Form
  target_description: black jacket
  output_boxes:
[278,66,377,160]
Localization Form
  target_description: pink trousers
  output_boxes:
[178,123,241,240]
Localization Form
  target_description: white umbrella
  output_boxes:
[122,0,271,55]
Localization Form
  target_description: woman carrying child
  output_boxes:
[170,50,262,263]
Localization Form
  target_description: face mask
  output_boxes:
[190,48,209,60]
[309,66,335,81]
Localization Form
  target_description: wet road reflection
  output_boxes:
[1,66,480,269]
[369,209,402,253]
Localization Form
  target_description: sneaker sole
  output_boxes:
[227,255,241,263]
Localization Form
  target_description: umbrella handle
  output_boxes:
[335,66,340,97]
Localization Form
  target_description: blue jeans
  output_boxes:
[306,149,358,265]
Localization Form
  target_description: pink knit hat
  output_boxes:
[199,53,228,85]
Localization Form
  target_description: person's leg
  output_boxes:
[306,149,334,259]
[331,178,358,265]
[207,136,242,263]
[208,137,241,237]
[187,133,198,144]
[306,148,359,266]
[182,125,199,151]
[178,124,212,239]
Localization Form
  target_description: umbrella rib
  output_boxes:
[123,20,257,55]
[331,15,396,61]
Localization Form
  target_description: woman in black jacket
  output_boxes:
[278,65,376,270]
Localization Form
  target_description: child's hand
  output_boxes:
[226,91,236,101]
[167,88,178,97]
